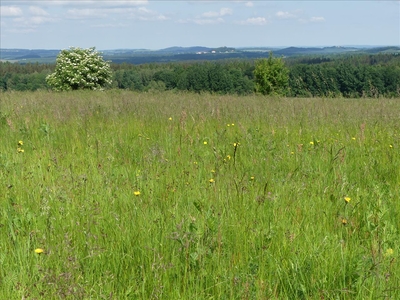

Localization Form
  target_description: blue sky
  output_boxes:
[1,0,399,50]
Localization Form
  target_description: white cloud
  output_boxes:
[91,23,127,28]
[195,17,225,25]
[194,18,224,25]
[276,11,296,19]
[29,6,49,16]
[100,0,148,6]
[2,0,148,6]
[30,16,52,24]
[179,7,231,25]
[136,7,168,21]
[65,6,167,21]
[178,17,225,25]
[1,6,23,17]
[66,8,107,19]
[239,17,268,25]
[2,14,55,34]
[245,2,254,8]
[299,16,325,24]
[201,7,232,18]
[220,7,232,16]
[310,16,325,22]
[202,11,219,18]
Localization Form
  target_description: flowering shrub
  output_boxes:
[46,47,112,91]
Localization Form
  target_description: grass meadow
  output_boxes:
[1,90,399,299]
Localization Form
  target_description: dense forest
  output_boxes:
[1,53,399,97]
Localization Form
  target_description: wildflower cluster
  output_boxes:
[46,47,112,91]
[17,140,24,153]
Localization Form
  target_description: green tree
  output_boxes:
[46,47,112,91]
[254,52,289,95]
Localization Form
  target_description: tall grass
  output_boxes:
[1,90,399,299]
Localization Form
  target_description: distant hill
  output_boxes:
[1,46,399,64]
[364,46,400,54]
[157,46,212,53]
[274,46,359,56]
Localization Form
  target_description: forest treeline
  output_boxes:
[1,53,399,97]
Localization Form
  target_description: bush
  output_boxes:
[46,47,112,91]
[254,52,289,96]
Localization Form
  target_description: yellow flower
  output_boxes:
[168,117,172,121]
[250,176,255,180]
[344,196,351,204]
[35,248,44,254]
[203,141,208,145]
[341,218,347,225]
[17,148,24,153]
[389,145,393,148]
[233,142,240,147]
[310,141,314,145]
[211,170,215,173]
[352,137,356,140]
[209,178,215,183]
[231,123,234,126]
[385,248,394,256]
[226,155,231,160]
[18,140,23,146]
[134,191,141,196]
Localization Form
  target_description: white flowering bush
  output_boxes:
[46,47,112,91]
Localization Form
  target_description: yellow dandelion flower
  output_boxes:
[18,140,23,146]
[231,123,234,126]
[352,137,356,140]
[226,155,231,160]
[341,218,347,225]
[344,196,351,204]
[227,124,230,127]
[385,248,394,256]
[17,148,24,153]
[310,141,314,145]
[209,178,215,183]
[211,170,215,173]
[134,191,141,196]
[389,145,393,148]
[168,117,172,120]
[203,141,208,145]
[35,248,44,254]
[250,176,255,180]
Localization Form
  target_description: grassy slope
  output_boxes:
[0,90,399,299]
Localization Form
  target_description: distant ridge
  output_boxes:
[158,46,212,53]
[1,46,399,64]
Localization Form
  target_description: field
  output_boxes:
[1,90,399,299]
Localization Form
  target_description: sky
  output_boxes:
[1,0,399,50]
